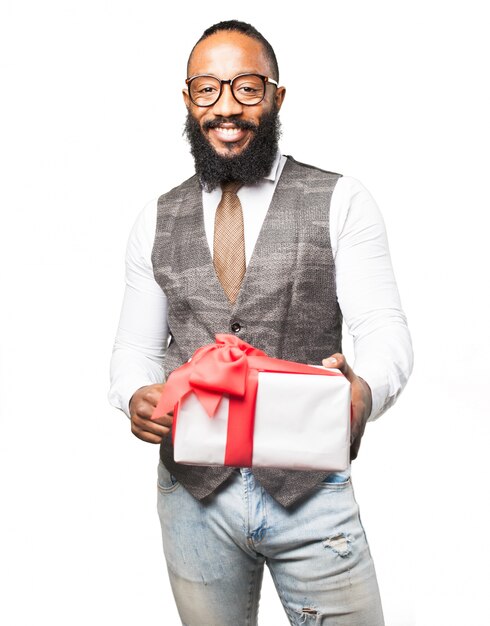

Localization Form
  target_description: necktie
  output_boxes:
[213,181,246,304]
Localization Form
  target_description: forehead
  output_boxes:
[188,31,271,79]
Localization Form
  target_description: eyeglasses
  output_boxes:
[185,73,278,107]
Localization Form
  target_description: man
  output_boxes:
[109,20,413,626]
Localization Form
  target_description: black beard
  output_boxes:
[184,106,281,191]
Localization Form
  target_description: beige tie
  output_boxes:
[213,181,246,304]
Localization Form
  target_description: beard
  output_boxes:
[183,105,281,191]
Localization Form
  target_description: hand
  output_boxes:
[322,353,372,461]
[129,383,173,444]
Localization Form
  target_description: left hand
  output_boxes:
[322,353,372,460]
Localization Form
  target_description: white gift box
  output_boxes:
[173,369,351,471]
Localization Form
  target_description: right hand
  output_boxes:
[129,383,173,444]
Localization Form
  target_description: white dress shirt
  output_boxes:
[108,153,413,421]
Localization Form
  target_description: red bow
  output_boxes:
[151,334,342,467]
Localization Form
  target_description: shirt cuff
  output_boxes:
[356,368,389,421]
[108,373,163,419]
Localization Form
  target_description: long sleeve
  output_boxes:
[108,199,168,418]
[108,172,413,422]
[330,177,414,420]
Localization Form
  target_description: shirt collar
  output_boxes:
[264,150,282,182]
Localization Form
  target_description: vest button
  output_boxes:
[231,322,241,333]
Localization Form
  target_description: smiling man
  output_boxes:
[183,29,284,189]
[109,20,413,626]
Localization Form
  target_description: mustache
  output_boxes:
[202,117,259,132]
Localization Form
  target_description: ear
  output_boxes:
[274,86,286,111]
[183,89,191,109]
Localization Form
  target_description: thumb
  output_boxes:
[151,411,173,426]
[322,353,355,383]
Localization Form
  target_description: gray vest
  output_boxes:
[151,156,343,507]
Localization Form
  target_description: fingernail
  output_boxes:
[325,357,337,365]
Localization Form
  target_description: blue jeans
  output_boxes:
[157,462,384,626]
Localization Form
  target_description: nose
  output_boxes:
[212,83,243,117]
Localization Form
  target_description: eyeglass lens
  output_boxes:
[189,75,265,106]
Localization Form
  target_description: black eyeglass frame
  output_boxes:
[185,73,279,107]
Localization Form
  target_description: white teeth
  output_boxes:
[217,127,241,135]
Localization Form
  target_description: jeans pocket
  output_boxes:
[157,461,180,493]
[319,470,351,489]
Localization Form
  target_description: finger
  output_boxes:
[151,408,174,424]
[322,353,355,382]
[132,413,172,435]
[322,352,345,370]
[131,427,164,444]
[149,412,173,427]
[131,420,169,442]
[131,395,170,421]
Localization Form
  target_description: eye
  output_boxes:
[232,76,264,102]
[236,83,260,94]
[189,77,221,100]
[196,84,218,94]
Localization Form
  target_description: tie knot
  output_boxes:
[221,181,242,195]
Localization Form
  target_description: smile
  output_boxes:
[208,123,251,144]
[218,127,241,136]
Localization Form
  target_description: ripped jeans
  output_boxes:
[157,463,384,626]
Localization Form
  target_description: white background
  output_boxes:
[0,1,488,624]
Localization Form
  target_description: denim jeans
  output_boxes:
[157,462,384,626]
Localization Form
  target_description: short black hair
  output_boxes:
[187,20,279,82]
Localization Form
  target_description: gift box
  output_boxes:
[151,334,351,471]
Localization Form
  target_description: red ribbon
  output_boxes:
[151,334,343,467]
